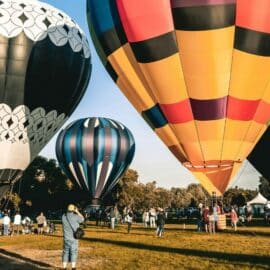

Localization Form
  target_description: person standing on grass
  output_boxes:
[36,212,46,234]
[213,203,220,232]
[62,204,84,270]
[208,206,215,234]
[230,208,238,231]
[149,208,156,228]
[13,211,21,235]
[3,212,10,236]
[110,206,116,230]
[126,209,133,233]
[203,206,210,233]
[142,210,149,227]
[196,203,203,232]
[156,208,166,237]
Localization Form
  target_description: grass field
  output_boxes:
[0,222,269,270]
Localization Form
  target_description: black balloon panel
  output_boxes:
[24,35,91,115]
[248,128,270,180]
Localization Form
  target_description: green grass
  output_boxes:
[0,222,269,270]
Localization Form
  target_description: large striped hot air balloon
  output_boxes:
[55,117,135,206]
[87,0,270,196]
[0,0,91,198]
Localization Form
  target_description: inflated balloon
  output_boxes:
[248,128,270,180]
[0,0,91,197]
[55,117,135,206]
[87,0,270,195]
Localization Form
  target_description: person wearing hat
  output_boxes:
[62,204,84,270]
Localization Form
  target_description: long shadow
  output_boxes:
[84,226,153,236]
[47,234,270,267]
[0,248,56,269]
[132,226,270,237]
[133,226,191,232]
[233,229,270,237]
[98,230,151,237]
[80,237,270,266]
[0,254,42,270]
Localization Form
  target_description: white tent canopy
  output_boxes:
[247,193,268,205]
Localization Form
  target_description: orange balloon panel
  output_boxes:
[87,0,270,195]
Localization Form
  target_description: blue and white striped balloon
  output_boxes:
[56,117,135,205]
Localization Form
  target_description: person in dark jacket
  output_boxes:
[156,208,166,237]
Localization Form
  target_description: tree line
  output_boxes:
[1,156,269,215]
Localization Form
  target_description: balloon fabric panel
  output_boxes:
[87,0,270,195]
[248,127,270,180]
[56,118,135,203]
[0,0,91,195]
[25,38,91,114]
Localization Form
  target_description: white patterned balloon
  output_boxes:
[0,0,91,197]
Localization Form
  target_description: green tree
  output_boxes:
[14,156,87,214]
[108,169,140,208]
[154,187,171,208]
[259,176,270,199]
[171,187,191,208]
[186,184,209,207]
[223,187,257,207]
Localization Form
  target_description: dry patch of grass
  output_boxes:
[0,223,269,270]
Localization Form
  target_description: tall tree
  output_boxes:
[259,176,270,199]
[14,156,88,214]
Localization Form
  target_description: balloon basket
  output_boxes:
[84,199,101,214]
[217,214,226,230]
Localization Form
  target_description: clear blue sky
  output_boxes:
[40,0,261,190]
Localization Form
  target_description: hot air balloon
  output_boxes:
[0,0,91,198]
[87,0,270,196]
[55,117,135,206]
[248,127,270,180]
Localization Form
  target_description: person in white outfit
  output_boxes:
[142,211,149,227]
[3,212,11,236]
[13,212,22,235]
[149,208,156,228]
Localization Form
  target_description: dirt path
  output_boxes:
[0,247,102,270]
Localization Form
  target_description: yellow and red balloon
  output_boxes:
[87,0,270,195]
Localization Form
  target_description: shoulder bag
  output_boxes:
[65,214,85,239]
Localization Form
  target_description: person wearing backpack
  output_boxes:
[62,204,84,270]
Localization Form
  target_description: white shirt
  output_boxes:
[14,214,21,225]
[126,214,133,223]
[3,216,10,225]
[22,217,31,225]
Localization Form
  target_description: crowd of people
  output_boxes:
[0,210,55,236]
[0,201,266,270]
[93,206,167,236]
[196,203,240,233]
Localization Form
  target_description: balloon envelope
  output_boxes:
[87,0,270,195]
[248,128,270,180]
[0,0,91,196]
[55,117,135,205]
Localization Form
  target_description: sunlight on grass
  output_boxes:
[0,223,269,270]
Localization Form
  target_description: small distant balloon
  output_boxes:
[56,117,135,206]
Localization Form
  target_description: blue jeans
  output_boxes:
[197,219,203,232]
[156,224,164,236]
[62,239,78,263]
[3,225,9,236]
